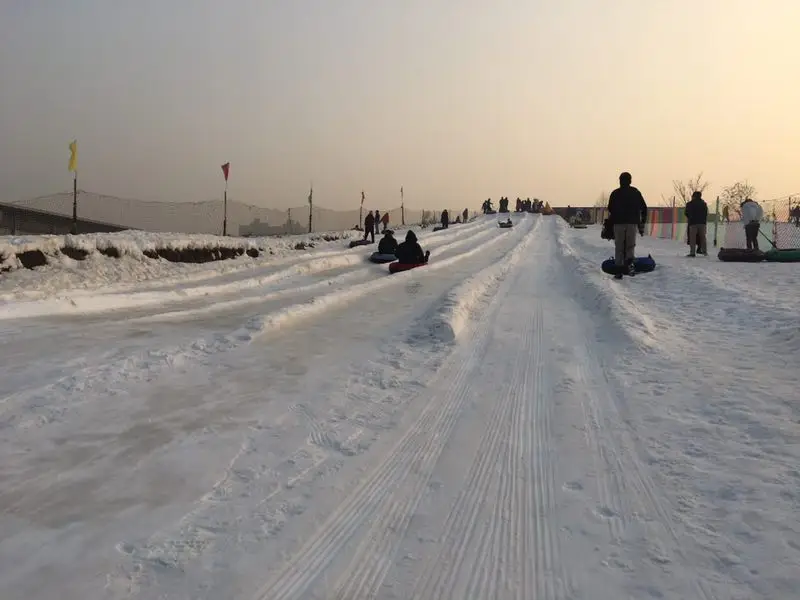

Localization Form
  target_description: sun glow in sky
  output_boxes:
[1,0,799,210]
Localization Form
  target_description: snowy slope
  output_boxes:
[0,227,384,299]
[0,215,798,600]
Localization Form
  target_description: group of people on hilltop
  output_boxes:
[481,197,545,214]
[604,171,768,279]
[515,198,545,213]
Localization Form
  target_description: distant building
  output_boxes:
[239,218,305,237]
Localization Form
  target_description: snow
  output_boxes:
[1,214,799,600]
[0,228,372,300]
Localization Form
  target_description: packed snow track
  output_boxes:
[1,214,798,600]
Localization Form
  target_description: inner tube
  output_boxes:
[498,221,513,228]
[369,252,396,263]
[432,226,447,232]
[764,248,800,262]
[389,261,427,274]
[717,248,766,262]
[601,255,657,275]
[349,239,373,248]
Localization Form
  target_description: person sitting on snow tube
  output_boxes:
[377,230,398,255]
[395,230,429,265]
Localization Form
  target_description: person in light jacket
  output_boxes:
[740,198,764,250]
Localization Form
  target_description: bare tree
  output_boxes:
[593,191,608,207]
[720,180,757,218]
[672,172,710,205]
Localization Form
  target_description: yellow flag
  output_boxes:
[68,140,78,173]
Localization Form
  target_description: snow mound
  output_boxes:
[420,217,541,343]
[0,228,368,300]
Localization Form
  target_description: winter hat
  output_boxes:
[406,230,417,242]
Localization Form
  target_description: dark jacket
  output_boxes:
[441,210,449,225]
[607,185,647,226]
[395,230,427,264]
[378,234,398,254]
[684,198,708,225]
[364,212,374,230]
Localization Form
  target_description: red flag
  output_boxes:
[221,162,230,181]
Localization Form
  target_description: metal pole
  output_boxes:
[71,175,78,234]
[713,196,720,247]
[223,186,228,236]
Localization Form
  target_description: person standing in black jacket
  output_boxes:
[607,172,648,278]
[684,191,708,256]
[363,211,375,242]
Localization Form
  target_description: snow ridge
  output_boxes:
[419,215,541,344]
[247,215,536,342]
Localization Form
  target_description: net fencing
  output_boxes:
[586,196,800,250]
[5,191,467,236]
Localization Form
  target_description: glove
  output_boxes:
[638,224,645,236]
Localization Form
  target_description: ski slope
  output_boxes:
[0,214,798,600]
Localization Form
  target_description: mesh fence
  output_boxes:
[586,196,800,250]
[4,191,466,236]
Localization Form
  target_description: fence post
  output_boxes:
[772,201,779,249]
[713,196,720,247]
[670,196,676,240]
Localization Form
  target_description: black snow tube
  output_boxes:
[369,252,396,263]
[601,255,657,275]
[717,248,766,262]
[498,221,513,228]
[349,239,373,248]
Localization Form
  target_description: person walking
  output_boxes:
[606,171,648,279]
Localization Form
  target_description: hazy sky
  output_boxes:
[1,0,799,210]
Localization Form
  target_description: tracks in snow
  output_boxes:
[251,298,498,600]
[410,269,568,600]
[551,223,717,599]
[251,223,542,600]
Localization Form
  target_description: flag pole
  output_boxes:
[72,172,78,234]
[360,190,365,228]
[223,182,228,236]
[68,140,78,234]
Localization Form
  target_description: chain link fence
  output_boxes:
[584,196,800,251]
[5,191,466,236]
